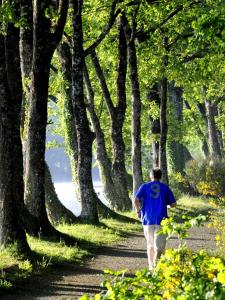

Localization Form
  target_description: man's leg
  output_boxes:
[154,225,167,265]
[143,225,154,270]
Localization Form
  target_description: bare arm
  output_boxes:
[134,197,141,212]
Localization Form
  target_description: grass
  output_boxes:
[0,215,141,292]
[28,235,89,264]
[177,194,214,211]
[0,195,215,292]
[170,194,215,222]
[0,246,33,292]
[0,249,17,270]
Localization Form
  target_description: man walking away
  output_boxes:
[134,168,176,270]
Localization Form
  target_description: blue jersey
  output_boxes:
[135,181,176,225]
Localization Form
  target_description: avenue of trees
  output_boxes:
[0,0,225,255]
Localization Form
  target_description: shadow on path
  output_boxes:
[1,227,216,300]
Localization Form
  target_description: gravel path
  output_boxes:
[1,226,216,300]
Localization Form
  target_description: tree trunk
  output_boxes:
[45,163,79,224]
[57,42,80,202]
[185,100,209,158]
[90,48,131,210]
[71,0,98,224]
[20,0,33,134]
[216,108,224,156]
[205,99,222,159]
[83,63,122,210]
[168,82,185,173]
[0,25,29,252]
[24,0,68,236]
[122,14,143,195]
[96,197,137,223]
[183,146,193,163]
[148,83,160,168]
[111,17,131,209]
[20,0,33,82]
[159,77,169,184]
[25,57,55,236]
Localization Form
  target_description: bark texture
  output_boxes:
[205,99,222,159]
[122,14,143,195]
[112,17,131,209]
[148,84,160,168]
[45,163,79,224]
[0,24,29,252]
[185,100,209,158]
[84,63,122,210]
[57,42,79,200]
[20,0,33,133]
[71,0,98,223]
[159,77,168,184]
[24,0,68,236]
[20,0,33,81]
[90,47,131,210]
[168,82,185,173]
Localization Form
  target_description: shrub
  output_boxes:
[184,159,225,254]
[185,159,225,202]
[80,247,225,300]
[80,215,225,300]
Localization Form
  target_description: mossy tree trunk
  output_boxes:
[122,13,143,195]
[159,35,169,184]
[205,99,222,159]
[57,42,80,202]
[159,76,169,184]
[45,163,79,224]
[168,82,185,173]
[0,17,30,253]
[112,16,131,209]
[71,0,98,224]
[84,63,122,210]
[185,100,209,158]
[24,0,68,236]
[90,47,131,210]
[148,83,160,169]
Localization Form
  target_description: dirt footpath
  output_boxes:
[1,226,216,300]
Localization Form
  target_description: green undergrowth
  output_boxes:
[170,194,214,222]
[0,245,33,292]
[0,195,215,293]
[80,197,224,300]
[0,216,141,293]
[81,247,225,300]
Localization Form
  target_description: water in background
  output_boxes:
[54,181,103,216]
[45,120,103,216]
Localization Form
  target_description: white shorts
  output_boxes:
[143,225,167,252]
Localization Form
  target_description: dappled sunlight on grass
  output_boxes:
[101,218,141,235]
[169,195,215,223]
[1,195,220,293]
[178,195,214,211]
[0,249,17,270]
[56,217,141,246]
[27,236,88,264]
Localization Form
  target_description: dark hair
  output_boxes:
[150,168,162,179]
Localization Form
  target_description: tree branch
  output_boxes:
[50,64,58,73]
[182,49,209,63]
[90,50,115,117]
[136,0,204,43]
[52,0,69,48]
[63,31,72,47]
[213,95,225,107]
[130,3,140,42]
[141,4,183,41]
[84,0,121,56]
[167,32,194,50]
